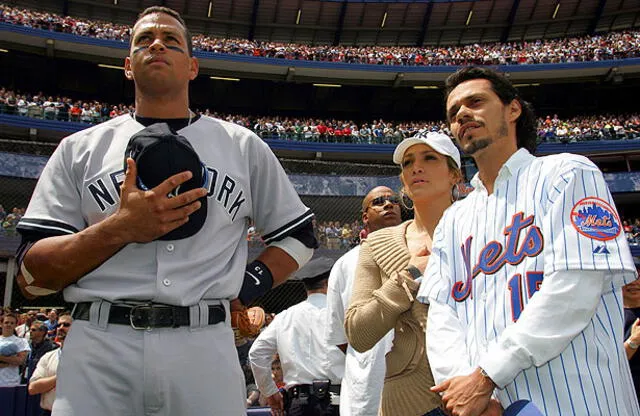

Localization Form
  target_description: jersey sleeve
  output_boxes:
[247,136,314,245]
[542,157,636,288]
[417,208,455,306]
[17,138,84,236]
[418,210,474,381]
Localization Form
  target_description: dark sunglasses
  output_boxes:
[58,322,72,328]
[369,195,401,207]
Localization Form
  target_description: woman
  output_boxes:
[345,131,462,416]
[0,312,30,387]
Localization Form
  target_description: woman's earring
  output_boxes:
[401,191,414,210]
[451,183,461,202]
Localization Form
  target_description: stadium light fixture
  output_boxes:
[381,12,388,28]
[313,83,341,88]
[466,10,473,26]
[113,0,118,4]
[552,3,560,19]
[413,86,438,90]
[0,48,8,53]
[208,2,213,18]
[210,76,240,81]
[98,64,125,70]
[296,9,301,25]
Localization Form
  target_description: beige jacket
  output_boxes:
[345,221,442,416]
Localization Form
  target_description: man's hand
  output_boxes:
[431,368,496,416]
[113,158,207,243]
[266,391,284,416]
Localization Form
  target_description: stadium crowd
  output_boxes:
[1,87,639,143]
[1,4,640,66]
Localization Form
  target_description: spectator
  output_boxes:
[0,312,31,387]
[28,313,73,416]
[24,320,58,383]
[43,309,58,339]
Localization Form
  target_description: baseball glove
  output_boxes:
[231,306,266,338]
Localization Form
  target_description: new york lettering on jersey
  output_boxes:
[87,164,247,221]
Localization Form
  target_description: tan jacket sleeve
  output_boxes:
[344,238,420,352]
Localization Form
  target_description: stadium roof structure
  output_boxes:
[24,0,640,47]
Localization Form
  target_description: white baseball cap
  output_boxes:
[392,131,461,169]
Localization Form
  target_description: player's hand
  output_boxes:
[230,299,244,312]
[408,246,431,274]
[266,391,284,416]
[431,368,495,416]
[630,318,640,344]
[113,158,208,243]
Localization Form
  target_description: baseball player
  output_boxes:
[417,66,640,416]
[249,257,344,416]
[15,6,316,416]
[325,186,401,416]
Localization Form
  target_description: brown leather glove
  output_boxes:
[231,306,266,338]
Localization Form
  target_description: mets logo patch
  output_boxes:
[570,197,621,241]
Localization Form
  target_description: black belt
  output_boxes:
[73,302,226,329]
[289,384,341,397]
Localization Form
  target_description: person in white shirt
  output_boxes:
[249,257,344,416]
[0,312,31,387]
[29,313,73,416]
[419,66,639,416]
[325,186,402,416]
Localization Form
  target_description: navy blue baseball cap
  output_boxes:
[293,257,335,283]
[125,122,208,241]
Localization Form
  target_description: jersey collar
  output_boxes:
[470,148,534,191]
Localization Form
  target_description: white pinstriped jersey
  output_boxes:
[418,148,640,416]
[17,114,312,305]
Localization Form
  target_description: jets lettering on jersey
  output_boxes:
[88,166,247,221]
[452,212,545,321]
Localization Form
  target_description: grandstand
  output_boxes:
[1,2,640,415]
[0,0,639,312]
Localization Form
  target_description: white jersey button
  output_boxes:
[163,279,172,286]
[166,244,175,252]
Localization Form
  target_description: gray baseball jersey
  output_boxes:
[18,114,313,305]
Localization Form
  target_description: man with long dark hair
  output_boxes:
[418,66,639,416]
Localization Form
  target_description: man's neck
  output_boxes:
[474,147,518,195]
[134,93,190,119]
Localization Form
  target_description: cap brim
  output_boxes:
[393,137,461,168]
[393,138,424,164]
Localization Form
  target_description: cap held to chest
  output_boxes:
[125,122,208,240]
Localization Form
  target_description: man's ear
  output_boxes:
[124,57,134,81]
[508,98,522,123]
[362,209,369,228]
[189,56,199,81]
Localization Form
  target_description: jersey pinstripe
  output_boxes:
[418,149,639,416]
[17,114,312,305]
